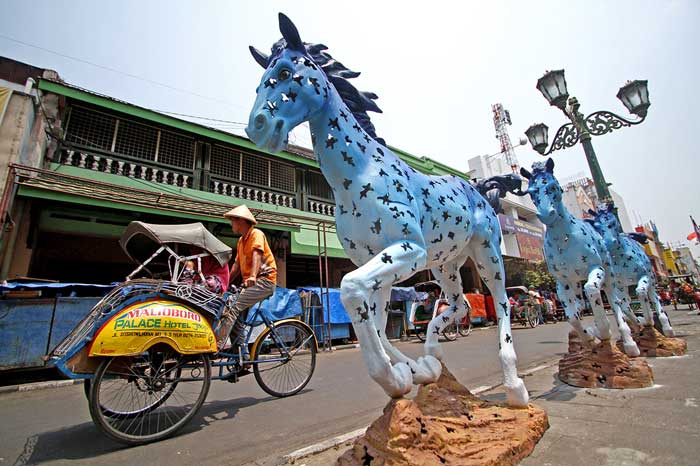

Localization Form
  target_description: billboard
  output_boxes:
[498,214,545,262]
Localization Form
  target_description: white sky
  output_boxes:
[1,0,699,258]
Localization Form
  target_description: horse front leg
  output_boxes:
[606,282,640,356]
[470,243,528,408]
[583,266,612,341]
[369,287,441,385]
[340,241,427,398]
[650,284,674,336]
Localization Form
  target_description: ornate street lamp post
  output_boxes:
[525,69,650,204]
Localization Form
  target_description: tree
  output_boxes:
[523,261,556,290]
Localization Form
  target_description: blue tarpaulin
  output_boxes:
[253,287,303,323]
[390,287,428,302]
[0,281,115,297]
[297,287,351,324]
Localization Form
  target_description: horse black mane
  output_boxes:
[271,39,386,146]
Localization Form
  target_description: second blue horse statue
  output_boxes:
[589,204,675,337]
[520,159,640,356]
[245,13,528,406]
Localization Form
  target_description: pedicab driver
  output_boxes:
[216,205,277,351]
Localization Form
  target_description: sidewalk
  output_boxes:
[275,310,700,466]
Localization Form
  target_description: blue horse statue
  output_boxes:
[245,13,528,406]
[519,159,640,356]
[589,204,675,337]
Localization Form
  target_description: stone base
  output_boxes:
[618,325,687,357]
[559,331,654,389]
[336,366,548,466]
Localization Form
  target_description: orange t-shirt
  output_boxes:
[236,228,277,284]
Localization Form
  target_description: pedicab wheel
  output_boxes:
[252,321,316,398]
[415,328,427,342]
[84,374,179,419]
[441,323,458,341]
[527,306,539,328]
[458,321,472,337]
[89,349,210,445]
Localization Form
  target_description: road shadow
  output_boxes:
[533,374,579,402]
[15,390,310,464]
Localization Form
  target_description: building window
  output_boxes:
[307,171,333,200]
[158,130,194,170]
[210,144,241,180]
[64,106,116,151]
[114,119,157,161]
[271,162,295,192]
[242,153,268,187]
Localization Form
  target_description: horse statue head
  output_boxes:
[588,203,622,247]
[519,158,563,226]
[246,13,383,153]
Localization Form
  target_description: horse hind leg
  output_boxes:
[424,261,466,361]
[636,276,654,327]
[650,284,674,336]
[606,282,640,356]
[369,287,441,385]
[469,240,528,408]
[557,281,595,346]
[583,266,612,341]
[340,241,428,398]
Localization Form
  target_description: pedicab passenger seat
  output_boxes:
[50,280,229,359]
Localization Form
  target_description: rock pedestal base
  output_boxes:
[559,331,654,389]
[336,366,548,466]
[618,325,687,357]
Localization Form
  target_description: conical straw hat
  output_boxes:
[223,205,257,224]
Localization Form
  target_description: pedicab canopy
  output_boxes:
[120,221,233,267]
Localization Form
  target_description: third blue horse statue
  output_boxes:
[589,204,675,337]
[244,13,528,406]
[520,159,640,356]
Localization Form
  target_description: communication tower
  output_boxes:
[492,103,519,173]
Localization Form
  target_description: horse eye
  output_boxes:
[278,69,291,81]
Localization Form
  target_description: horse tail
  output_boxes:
[471,174,526,213]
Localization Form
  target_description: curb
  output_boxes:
[0,379,81,395]
[283,358,559,463]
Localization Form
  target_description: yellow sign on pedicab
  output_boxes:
[89,299,217,356]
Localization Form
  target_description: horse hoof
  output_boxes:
[505,378,529,407]
[623,342,641,357]
[384,362,413,398]
[412,355,442,385]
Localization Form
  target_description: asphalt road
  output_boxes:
[0,315,607,466]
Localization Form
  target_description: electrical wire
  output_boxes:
[0,33,245,110]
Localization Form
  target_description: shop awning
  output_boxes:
[291,229,347,259]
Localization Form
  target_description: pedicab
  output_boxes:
[506,286,541,328]
[49,222,317,445]
[408,281,472,341]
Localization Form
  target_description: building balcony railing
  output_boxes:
[306,196,335,216]
[52,146,340,218]
[55,147,193,189]
[210,177,297,209]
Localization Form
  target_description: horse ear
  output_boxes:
[587,209,597,217]
[520,167,532,180]
[249,46,270,69]
[278,13,304,51]
[545,158,555,173]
